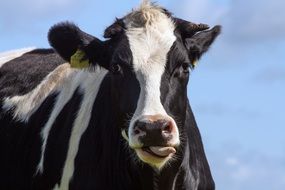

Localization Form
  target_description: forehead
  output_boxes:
[121,3,176,70]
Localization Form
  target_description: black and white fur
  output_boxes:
[0,1,221,190]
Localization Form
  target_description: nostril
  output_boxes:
[134,129,141,135]
[161,121,173,134]
[162,125,170,133]
[133,121,145,135]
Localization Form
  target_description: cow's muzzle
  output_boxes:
[128,115,180,169]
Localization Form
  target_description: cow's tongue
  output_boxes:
[149,146,176,157]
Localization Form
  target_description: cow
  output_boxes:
[0,1,221,190]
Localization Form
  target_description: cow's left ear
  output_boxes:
[185,25,221,66]
[104,18,125,39]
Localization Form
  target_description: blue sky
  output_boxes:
[1,0,284,189]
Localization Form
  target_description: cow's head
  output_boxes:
[49,2,221,169]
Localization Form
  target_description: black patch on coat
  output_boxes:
[0,92,58,190]
[0,49,65,98]
[33,88,83,190]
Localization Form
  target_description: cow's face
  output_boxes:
[97,5,220,169]
[121,9,180,169]
[49,3,220,170]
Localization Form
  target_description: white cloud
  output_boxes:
[170,0,228,25]
[171,0,285,44]
[0,0,74,15]
[225,0,285,43]
[254,67,285,84]
[208,145,285,190]
[231,166,252,181]
[0,0,78,32]
[225,157,239,166]
[194,102,262,119]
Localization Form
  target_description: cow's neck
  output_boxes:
[181,102,215,189]
[79,75,185,190]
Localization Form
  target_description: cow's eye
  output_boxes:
[111,64,121,74]
[181,62,190,73]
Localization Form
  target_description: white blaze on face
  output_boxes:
[125,4,180,148]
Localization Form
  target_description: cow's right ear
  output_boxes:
[185,25,221,65]
[48,22,105,66]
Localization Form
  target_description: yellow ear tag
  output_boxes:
[70,49,90,69]
[193,60,198,67]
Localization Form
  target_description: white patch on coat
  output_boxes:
[36,68,83,173]
[54,66,108,190]
[36,67,106,173]
[124,2,180,148]
[1,49,108,185]
[0,47,36,68]
[2,63,72,122]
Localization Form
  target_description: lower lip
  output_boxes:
[136,148,174,162]
[142,147,169,158]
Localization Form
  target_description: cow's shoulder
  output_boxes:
[0,48,66,98]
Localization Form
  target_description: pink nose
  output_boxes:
[133,115,175,146]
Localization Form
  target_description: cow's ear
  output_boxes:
[174,18,210,39]
[48,22,99,62]
[185,25,221,66]
[104,18,125,38]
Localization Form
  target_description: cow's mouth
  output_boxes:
[135,146,176,168]
[141,146,176,158]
